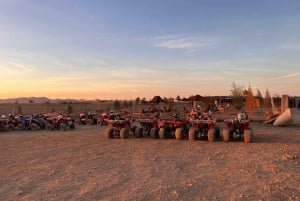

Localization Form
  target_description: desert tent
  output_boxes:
[150,96,165,103]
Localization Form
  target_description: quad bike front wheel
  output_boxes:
[75,120,80,126]
[159,128,165,139]
[104,127,114,139]
[244,128,253,143]
[150,127,158,139]
[46,124,54,131]
[214,126,221,139]
[60,123,67,131]
[86,119,93,125]
[135,127,143,138]
[222,129,230,142]
[175,128,183,140]
[69,123,75,129]
[2,124,9,131]
[120,127,130,139]
[188,128,195,141]
[8,123,15,131]
[17,124,25,131]
[207,128,215,142]
[30,123,39,131]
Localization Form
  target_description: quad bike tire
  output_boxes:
[188,128,195,141]
[104,127,114,139]
[222,129,230,142]
[207,128,215,142]
[46,124,54,131]
[175,128,183,140]
[131,124,139,136]
[17,123,25,131]
[30,123,39,131]
[214,126,221,139]
[86,119,93,125]
[8,123,15,131]
[244,128,253,143]
[60,123,67,131]
[120,127,130,139]
[69,123,75,129]
[150,127,158,139]
[135,127,143,138]
[159,127,165,139]
[2,124,9,132]
[75,120,80,126]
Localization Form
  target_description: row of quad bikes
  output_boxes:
[0,114,75,132]
[0,111,127,132]
[104,112,253,143]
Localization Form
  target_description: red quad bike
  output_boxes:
[76,112,98,126]
[222,113,253,143]
[188,112,221,142]
[157,113,189,140]
[1,114,18,131]
[104,115,132,139]
[45,114,75,131]
[133,117,159,139]
[97,112,108,126]
[97,112,118,126]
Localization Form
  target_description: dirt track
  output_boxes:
[0,111,300,201]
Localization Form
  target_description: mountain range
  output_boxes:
[0,97,79,104]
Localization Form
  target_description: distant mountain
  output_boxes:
[0,97,78,104]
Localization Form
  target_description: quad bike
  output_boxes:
[97,112,118,126]
[188,112,220,142]
[59,115,76,131]
[157,113,189,139]
[104,115,132,139]
[16,115,44,131]
[45,114,75,131]
[98,112,108,126]
[222,113,253,143]
[133,116,159,139]
[76,112,98,125]
[32,114,46,129]
[5,114,18,131]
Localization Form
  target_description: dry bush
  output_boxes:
[245,85,256,115]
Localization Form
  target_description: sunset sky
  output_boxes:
[1,0,299,100]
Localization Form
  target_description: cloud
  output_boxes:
[0,60,36,78]
[155,38,194,49]
[153,35,215,50]
[274,72,300,80]
[8,62,34,71]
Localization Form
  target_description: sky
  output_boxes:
[0,0,300,100]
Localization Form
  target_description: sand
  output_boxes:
[0,109,299,201]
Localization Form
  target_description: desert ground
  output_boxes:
[0,106,299,201]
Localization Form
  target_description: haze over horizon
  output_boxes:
[1,0,299,100]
